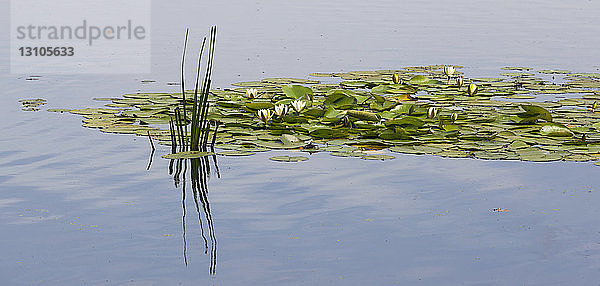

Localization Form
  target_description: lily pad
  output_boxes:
[309,127,348,139]
[47,108,71,113]
[540,123,573,137]
[330,151,366,157]
[324,90,357,108]
[218,150,256,156]
[346,110,379,122]
[361,154,396,160]
[384,117,425,128]
[269,155,309,162]
[162,151,214,159]
[370,100,397,111]
[282,84,314,100]
[408,75,435,85]
[245,101,274,110]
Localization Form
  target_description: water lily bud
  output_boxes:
[451,112,458,122]
[291,99,307,113]
[274,104,288,117]
[257,109,273,123]
[245,88,258,99]
[593,101,598,110]
[456,76,464,88]
[467,83,478,96]
[427,107,438,119]
[444,66,456,77]
[392,73,400,84]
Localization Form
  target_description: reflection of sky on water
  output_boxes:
[1,0,600,284]
[2,110,600,284]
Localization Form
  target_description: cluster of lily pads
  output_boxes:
[47,65,600,163]
[19,98,47,111]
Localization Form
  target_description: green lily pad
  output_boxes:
[324,90,357,108]
[309,72,336,77]
[379,128,411,140]
[472,151,510,160]
[70,108,121,115]
[361,154,396,161]
[384,117,425,128]
[508,140,529,150]
[346,110,379,122]
[231,81,265,87]
[323,106,347,122]
[269,155,309,162]
[245,101,274,110]
[162,151,214,159]
[408,75,435,85]
[372,84,417,95]
[539,69,571,74]
[255,140,306,149]
[540,123,573,137]
[218,150,256,156]
[370,100,397,111]
[340,80,370,89]
[511,104,553,123]
[330,151,366,157]
[309,127,348,139]
[282,84,314,100]
[502,67,533,71]
[47,108,71,113]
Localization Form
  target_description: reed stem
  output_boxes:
[181,28,189,151]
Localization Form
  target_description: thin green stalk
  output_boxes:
[175,108,186,150]
[210,121,219,150]
[169,117,177,153]
[199,79,212,149]
[190,37,208,150]
[181,28,189,151]
[199,26,217,149]
[174,108,181,147]
[178,110,186,149]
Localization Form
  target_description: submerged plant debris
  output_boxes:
[43,65,600,164]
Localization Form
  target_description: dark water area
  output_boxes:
[2,0,600,284]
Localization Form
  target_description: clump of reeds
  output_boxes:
[170,26,219,153]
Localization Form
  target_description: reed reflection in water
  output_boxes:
[169,155,219,274]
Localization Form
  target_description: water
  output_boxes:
[2,0,600,284]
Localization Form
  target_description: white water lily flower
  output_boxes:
[274,104,288,117]
[444,66,456,77]
[257,109,273,123]
[245,88,258,99]
[456,76,464,88]
[291,99,306,113]
[467,83,478,96]
[427,107,438,119]
[451,112,458,122]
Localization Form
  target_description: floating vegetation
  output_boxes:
[47,64,600,165]
[19,98,47,111]
[218,150,255,156]
[162,151,213,159]
[157,26,219,159]
[361,154,396,161]
[269,155,309,162]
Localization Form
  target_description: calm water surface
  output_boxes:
[1,0,600,284]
